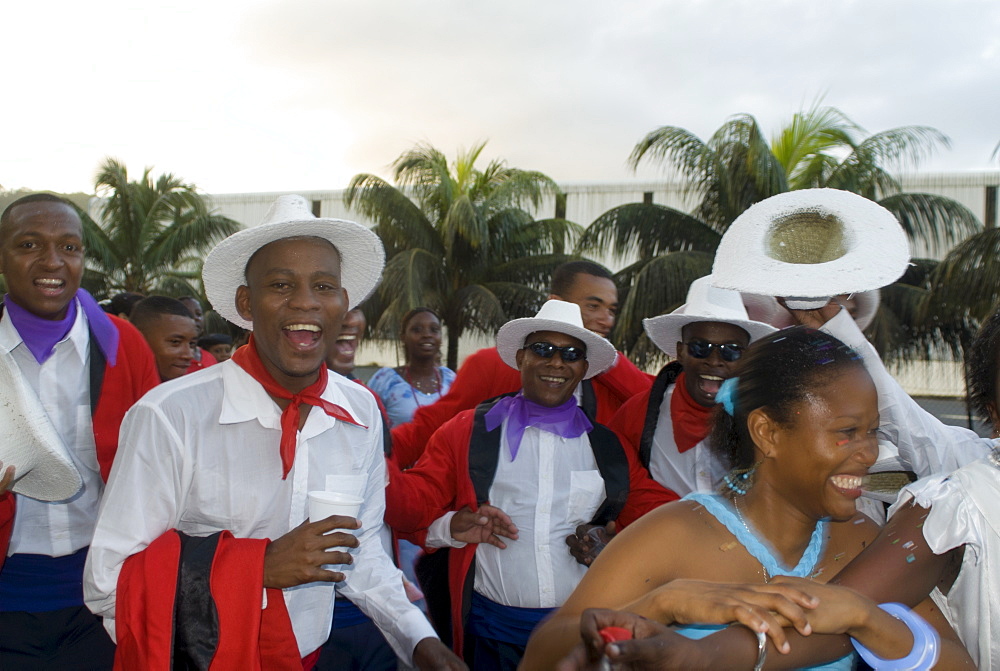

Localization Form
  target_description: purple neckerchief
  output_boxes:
[484,393,593,461]
[3,289,118,366]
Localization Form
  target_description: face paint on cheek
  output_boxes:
[836,439,849,446]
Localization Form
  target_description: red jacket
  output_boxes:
[0,315,159,560]
[390,346,654,469]
[385,408,677,654]
[115,529,302,670]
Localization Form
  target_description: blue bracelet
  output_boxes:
[850,603,940,671]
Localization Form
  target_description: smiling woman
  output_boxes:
[367,308,456,427]
[521,327,969,670]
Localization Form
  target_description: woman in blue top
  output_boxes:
[368,308,456,427]
[523,327,971,670]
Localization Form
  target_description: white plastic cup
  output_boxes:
[308,490,363,525]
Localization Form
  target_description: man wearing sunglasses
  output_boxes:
[389,261,653,471]
[608,275,776,498]
[384,300,677,669]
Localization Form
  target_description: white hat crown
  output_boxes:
[643,275,777,358]
[260,194,313,226]
[679,276,754,322]
[532,299,588,329]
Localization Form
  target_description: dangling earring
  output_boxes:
[723,461,761,496]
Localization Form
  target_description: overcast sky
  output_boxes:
[4,0,998,197]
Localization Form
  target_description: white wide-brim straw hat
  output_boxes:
[0,349,82,502]
[203,195,385,330]
[742,289,881,331]
[643,275,777,358]
[495,300,617,379]
[711,188,909,310]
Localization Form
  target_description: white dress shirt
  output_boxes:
[83,360,435,660]
[0,304,104,557]
[429,420,607,609]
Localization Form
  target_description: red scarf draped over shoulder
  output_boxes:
[669,372,713,453]
[231,336,365,479]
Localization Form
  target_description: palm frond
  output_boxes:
[612,251,715,367]
[344,174,442,256]
[576,203,720,262]
[878,192,982,254]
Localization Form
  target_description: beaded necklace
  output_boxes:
[403,365,442,405]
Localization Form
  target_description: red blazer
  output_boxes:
[0,316,159,560]
[608,387,654,466]
[384,409,677,654]
[390,346,654,469]
[115,530,301,670]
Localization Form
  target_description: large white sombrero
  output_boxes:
[742,289,881,331]
[495,300,617,379]
[644,275,777,358]
[0,349,82,501]
[712,189,909,310]
[203,195,385,329]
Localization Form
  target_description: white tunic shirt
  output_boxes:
[892,450,1000,669]
[0,304,104,557]
[83,360,435,660]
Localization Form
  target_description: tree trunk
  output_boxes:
[446,323,461,371]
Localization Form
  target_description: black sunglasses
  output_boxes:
[684,339,744,362]
[525,341,587,363]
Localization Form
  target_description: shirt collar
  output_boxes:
[219,360,364,438]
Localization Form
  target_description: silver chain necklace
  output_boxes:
[733,495,771,582]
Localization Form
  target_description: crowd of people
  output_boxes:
[0,187,997,670]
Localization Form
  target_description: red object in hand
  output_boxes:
[599,626,633,644]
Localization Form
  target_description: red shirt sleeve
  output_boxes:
[608,390,679,528]
[385,412,477,533]
[390,348,520,469]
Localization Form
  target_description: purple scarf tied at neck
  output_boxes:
[484,393,593,460]
[4,289,119,366]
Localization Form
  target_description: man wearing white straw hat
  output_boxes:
[0,193,159,668]
[607,275,776,498]
[384,299,677,669]
[712,188,990,496]
[84,195,460,669]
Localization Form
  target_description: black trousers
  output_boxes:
[464,631,524,671]
[315,618,399,671]
[0,606,115,670]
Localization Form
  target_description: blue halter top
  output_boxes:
[677,493,855,671]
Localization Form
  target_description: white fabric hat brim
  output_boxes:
[0,349,82,502]
[203,218,385,330]
[712,188,909,298]
[643,310,776,358]
[495,318,617,380]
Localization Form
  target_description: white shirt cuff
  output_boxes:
[426,511,468,548]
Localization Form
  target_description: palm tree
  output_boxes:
[579,106,982,363]
[80,158,240,298]
[345,141,579,368]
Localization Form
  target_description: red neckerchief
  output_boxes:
[231,335,366,479]
[669,372,713,453]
